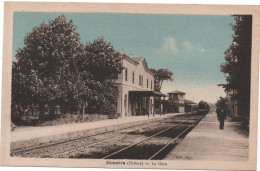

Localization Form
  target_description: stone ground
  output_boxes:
[164,112,249,161]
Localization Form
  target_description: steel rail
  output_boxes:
[148,116,204,160]
[102,119,192,159]
[42,117,185,157]
[11,115,170,156]
[42,135,124,158]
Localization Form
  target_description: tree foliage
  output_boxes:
[221,15,252,91]
[12,15,122,122]
[221,15,252,116]
[150,68,173,92]
[12,15,85,117]
[82,37,123,81]
[79,37,122,114]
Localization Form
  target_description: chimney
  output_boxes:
[129,54,134,58]
[119,49,124,55]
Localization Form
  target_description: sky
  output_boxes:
[13,12,235,103]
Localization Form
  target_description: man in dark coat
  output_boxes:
[216,107,227,130]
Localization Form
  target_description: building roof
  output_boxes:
[153,91,168,97]
[122,54,139,66]
[120,51,154,76]
[167,90,186,94]
[134,57,144,62]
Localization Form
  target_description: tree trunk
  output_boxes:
[77,109,80,122]
[82,106,85,122]
[50,105,55,120]
[39,104,44,121]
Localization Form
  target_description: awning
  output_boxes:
[129,90,167,97]
[153,91,168,97]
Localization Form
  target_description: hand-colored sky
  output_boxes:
[13,12,235,103]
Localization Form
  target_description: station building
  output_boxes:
[110,52,164,117]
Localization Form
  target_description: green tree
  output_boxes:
[82,37,123,82]
[150,68,173,92]
[88,80,118,115]
[12,15,86,120]
[221,15,252,117]
[79,37,123,115]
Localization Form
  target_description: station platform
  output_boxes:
[11,113,182,150]
[164,112,249,161]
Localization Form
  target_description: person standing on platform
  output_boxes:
[216,97,228,130]
[216,107,227,130]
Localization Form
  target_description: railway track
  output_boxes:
[102,116,203,160]
[11,114,205,159]
[11,114,176,157]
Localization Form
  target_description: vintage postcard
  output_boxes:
[1,2,259,170]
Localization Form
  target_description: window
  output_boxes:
[125,68,128,81]
[147,79,148,88]
[151,80,152,90]
[132,72,135,84]
[141,75,143,86]
[139,75,141,86]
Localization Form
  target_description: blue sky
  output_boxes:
[13,12,235,103]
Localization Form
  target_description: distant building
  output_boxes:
[218,84,238,117]
[110,51,165,117]
[167,90,186,113]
